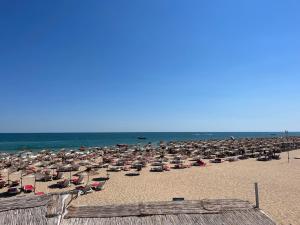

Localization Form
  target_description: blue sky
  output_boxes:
[0,0,299,132]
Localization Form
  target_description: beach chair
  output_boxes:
[257,155,269,161]
[23,184,34,193]
[210,158,223,163]
[150,166,163,172]
[7,187,20,195]
[173,164,185,169]
[57,179,70,188]
[272,154,281,160]
[107,166,121,172]
[125,171,140,177]
[71,175,84,185]
[77,185,93,195]
[123,166,131,171]
[35,192,45,196]
[163,165,171,171]
[53,172,64,180]
[91,181,105,191]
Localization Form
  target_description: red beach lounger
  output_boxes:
[91,181,105,191]
[71,177,79,183]
[23,184,34,193]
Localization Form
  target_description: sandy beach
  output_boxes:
[1,149,299,225]
[66,149,298,225]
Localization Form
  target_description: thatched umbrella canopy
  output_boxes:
[79,160,91,166]
[48,164,60,176]
[57,164,72,179]
[57,163,80,180]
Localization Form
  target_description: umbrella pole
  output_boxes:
[20,171,23,189]
[34,174,36,194]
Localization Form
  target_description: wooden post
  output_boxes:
[285,130,289,163]
[7,170,10,186]
[34,174,36,194]
[255,182,259,208]
[20,171,23,189]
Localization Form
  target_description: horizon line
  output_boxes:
[0,131,298,134]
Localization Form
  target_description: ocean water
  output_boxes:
[0,132,299,153]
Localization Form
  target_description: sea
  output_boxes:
[0,132,300,153]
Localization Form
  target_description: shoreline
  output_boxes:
[1,132,300,153]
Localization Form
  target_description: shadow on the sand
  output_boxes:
[92,177,109,182]
[48,183,60,189]
[0,192,19,198]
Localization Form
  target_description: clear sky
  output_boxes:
[0,0,299,132]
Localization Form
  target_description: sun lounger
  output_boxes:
[257,155,270,161]
[125,171,140,176]
[238,155,249,160]
[210,158,223,163]
[192,159,207,166]
[23,184,34,193]
[35,192,45,196]
[7,187,20,195]
[91,181,105,191]
[163,165,171,171]
[123,166,130,171]
[272,154,281,160]
[77,185,93,195]
[107,166,121,172]
[71,175,84,185]
[150,166,163,172]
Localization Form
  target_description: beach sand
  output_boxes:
[2,149,300,225]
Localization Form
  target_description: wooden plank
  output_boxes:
[61,210,276,225]
[65,199,253,218]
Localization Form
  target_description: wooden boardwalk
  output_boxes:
[65,199,254,218]
[63,199,276,225]
[0,194,276,225]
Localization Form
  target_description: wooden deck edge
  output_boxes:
[64,199,254,219]
[258,209,277,224]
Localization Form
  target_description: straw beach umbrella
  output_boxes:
[48,164,59,177]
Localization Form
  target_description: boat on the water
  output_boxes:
[137,137,147,140]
